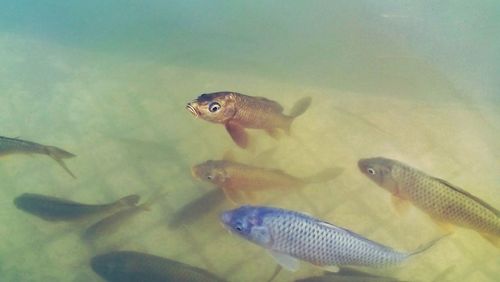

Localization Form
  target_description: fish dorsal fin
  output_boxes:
[432,177,500,217]
[254,96,284,112]
[268,250,300,271]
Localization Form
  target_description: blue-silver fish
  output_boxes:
[0,136,76,178]
[220,206,441,272]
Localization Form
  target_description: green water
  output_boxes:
[0,1,498,281]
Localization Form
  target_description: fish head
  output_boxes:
[186,92,237,124]
[358,157,399,194]
[191,160,227,185]
[220,206,273,247]
[91,252,129,279]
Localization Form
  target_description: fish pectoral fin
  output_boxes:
[480,233,500,248]
[268,250,300,272]
[265,128,283,140]
[430,216,455,234]
[320,265,340,273]
[391,195,410,216]
[225,121,249,149]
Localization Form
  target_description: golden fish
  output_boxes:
[192,159,342,203]
[186,92,312,148]
[358,157,500,247]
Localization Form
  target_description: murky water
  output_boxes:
[0,1,498,281]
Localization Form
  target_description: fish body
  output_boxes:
[91,251,226,282]
[82,201,149,241]
[220,206,437,271]
[186,92,311,148]
[192,160,306,203]
[358,157,500,245]
[0,136,76,178]
[168,188,225,229]
[14,193,140,222]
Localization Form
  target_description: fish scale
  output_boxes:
[390,160,499,235]
[220,206,433,271]
[263,211,406,267]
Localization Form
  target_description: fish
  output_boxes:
[91,250,227,282]
[220,206,442,272]
[0,135,77,178]
[295,268,408,282]
[13,193,140,222]
[358,157,500,247]
[192,159,342,203]
[168,188,225,229]
[82,195,161,241]
[186,91,312,148]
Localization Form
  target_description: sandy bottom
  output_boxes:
[0,34,498,282]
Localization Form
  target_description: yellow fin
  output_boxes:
[480,233,500,248]
[266,128,282,140]
[430,216,455,234]
[391,195,410,216]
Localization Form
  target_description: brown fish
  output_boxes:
[358,157,500,247]
[192,159,342,203]
[186,92,312,148]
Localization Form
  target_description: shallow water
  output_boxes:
[0,1,498,281]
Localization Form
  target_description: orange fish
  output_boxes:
[192,159,342,203]
[186,92,312,148]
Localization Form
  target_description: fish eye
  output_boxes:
[208,102,221,112]
[367,168,376,175]
[207,175,213,180]
[235,226,243,231]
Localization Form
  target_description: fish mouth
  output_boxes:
[219,211,232,225]
[357,159,367,172]
[186,103,199,118]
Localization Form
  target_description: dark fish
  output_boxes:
[186,92,311,148]
[14,193,140,222]
[168,188,225,229]
[82,196,158,241]
[295,268,408,282]
[0,136,77,178]
[91,251,227,282]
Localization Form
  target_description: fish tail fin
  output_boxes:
[480,232,500,248]
[409,234,448,257]
[45,146,77,179]
[117,194,141,207]
[302,167,344,184]
[289,96,312,118]
[284,96,312,134]
[140,190,169,211]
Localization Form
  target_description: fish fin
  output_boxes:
[409,235,448,257]
[391,195,410,216]
[268,250,300,272]
[225,121,249,149]
[431,177,500,217]
[321,265,339,273]
[431,266,456,282]
[222,150,237,162]
[222,187,243,205]
[480,233,500,248]
[44,146,77,179]
[265,265,282,282]
[118,194,141,207]
[302,167,344,183]
[266,128,283,140]
[251,147,278,166]
[288,96,312,118]
[430,217,455,234]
